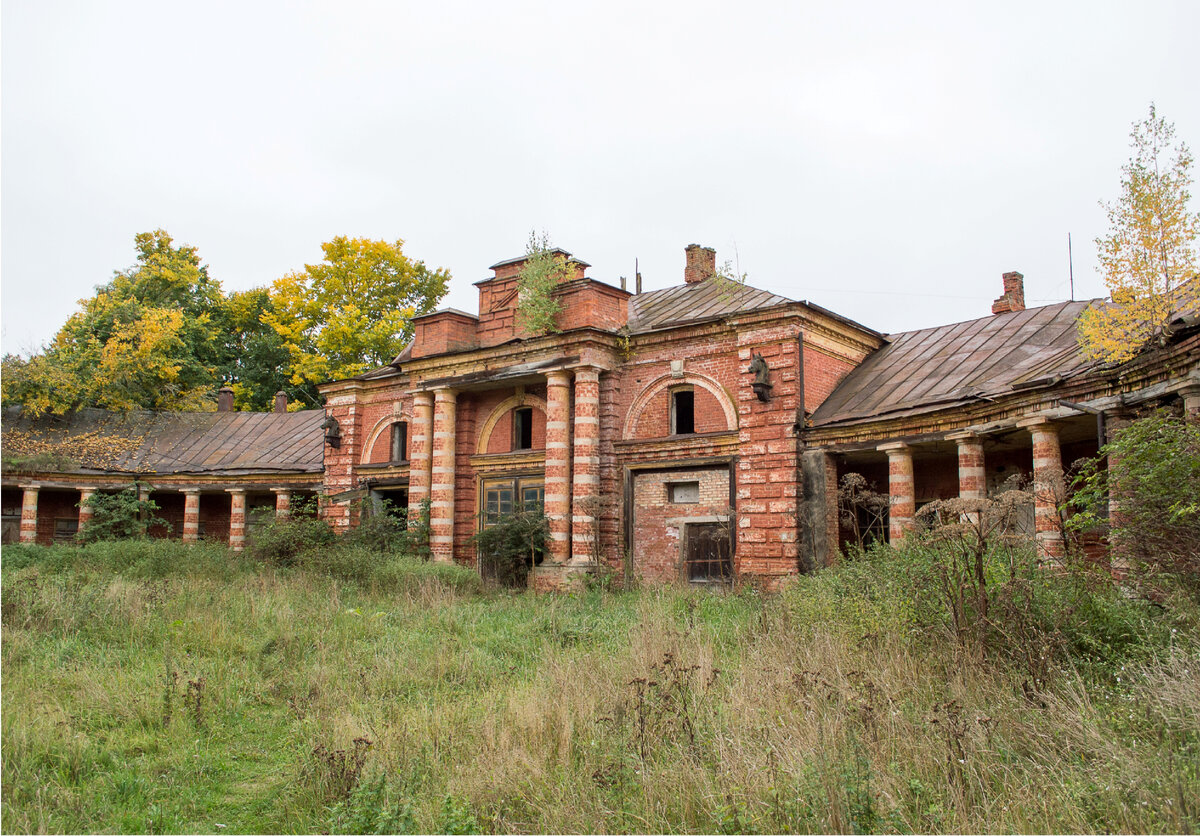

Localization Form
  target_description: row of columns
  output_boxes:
[878,416,1066,559]
[16,484,294,551]
[406,365,604,567]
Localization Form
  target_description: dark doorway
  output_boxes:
[685,523,731,582]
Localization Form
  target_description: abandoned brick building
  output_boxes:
[5,244,1199,588]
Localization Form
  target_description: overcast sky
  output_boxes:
[3,0,1198,355]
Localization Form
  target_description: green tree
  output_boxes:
[515,231,575,336]
[2,231,224,414]
[214,288,295,411]
[1078,104,1200,363]
[263,237,449,386]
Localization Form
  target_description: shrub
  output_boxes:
[248,511,335,566]
[472,509,548,588]
[1070,410,1200,595]
[77,484,164,542]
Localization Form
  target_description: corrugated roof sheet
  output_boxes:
[628,277,793,333]
[2,407,325,475]
[810,300,1099,427]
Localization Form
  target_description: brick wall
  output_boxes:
[632,467,730,583]
[411,311,478,358]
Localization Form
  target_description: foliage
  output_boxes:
[1070,410,1200,595]
[1,230,444,415]
[515,231,574,336]
[2,538,1198,833]
[1079,104,1200,363]
[472,508,548,588]
[263,237,449,387]
[247,503,336,566]
[76,485,164,542]
[1,231,225,414]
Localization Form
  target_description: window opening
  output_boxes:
[480,475,546,584]
[513,407,534,450]
[391,421,409,462]
[671,389,695,435]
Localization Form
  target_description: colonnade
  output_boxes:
[15,484,298,550]
[875,417,1068,559]
[406,365,604,567]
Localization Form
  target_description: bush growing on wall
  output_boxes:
[472,508,548,588]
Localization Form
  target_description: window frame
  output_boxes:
[512,407,534,451]
[390,421,409,463]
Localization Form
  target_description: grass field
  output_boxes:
[2,539,1198,834]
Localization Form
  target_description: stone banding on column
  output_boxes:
[77,486,98,533]
[877,442,915,543]
[429,388,457,563]
[227,488,247,552]
[570,366,602,565]
[272,488,293,518]
[19,484,40,544]
[1018,416,1065,561]
[544,369,573,564]
[408,391,435,514]
[182,489,201,543]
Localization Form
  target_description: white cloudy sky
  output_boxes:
[3,0,1198,354]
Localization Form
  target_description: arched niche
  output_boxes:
[361,406,412,464]
[622,372,738,440]
[476,392,550,454]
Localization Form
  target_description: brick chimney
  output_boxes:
[217,386,234,412]
[684,244,716,284]
[991,271,1026,315]
[274,391,288,414]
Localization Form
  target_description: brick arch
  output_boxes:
[476,393,549,454]
[622,372,738,440]
[361,407,412,464]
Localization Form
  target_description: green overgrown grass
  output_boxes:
[3,540,1198,833]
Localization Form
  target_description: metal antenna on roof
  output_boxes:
[1068,233,1075,301]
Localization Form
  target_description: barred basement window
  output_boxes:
[513,407,534,450]
[391,421,409,462]
[671,388,695,435]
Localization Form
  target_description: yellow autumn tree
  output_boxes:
[1078,104,1200,363]
[263,237,450,387]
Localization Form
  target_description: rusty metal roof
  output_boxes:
[2,407,325,476]
[810,300,1099,427]
[628,277,793,333]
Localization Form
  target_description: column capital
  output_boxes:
[946,430,981,442]
[225,487,247,495]
[18,483,42,491]
[1016,415,1057,430]
[270,486,293,494]
[180,487,201,495]
[546,369,573,387]
[570,364,602,379]
[877,441,911,455]
[411,389,435,404]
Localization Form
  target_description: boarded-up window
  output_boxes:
[54,518,78,542]
[669,481,700,503]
